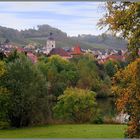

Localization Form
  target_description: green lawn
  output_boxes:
[0,124,126,138]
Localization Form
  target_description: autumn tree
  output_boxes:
[100,2,140,138]
[112,58,140,138]
[99,2,140,60]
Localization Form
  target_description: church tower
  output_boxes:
[45,32,55,54]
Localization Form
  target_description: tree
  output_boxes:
[0,54,48,127]
[99,2,140,60]
[53,88,96,123]
[112,58,140,138]
[37,55,79,121]
[71,55,100,91]
[39,55,79,97]
[4,50,19,63]
[0,60,8,95]
[71,55,112,97]
[0,61,8,122]
[0,52,6,60]
[4,39,10,44]
[104,60,120,77]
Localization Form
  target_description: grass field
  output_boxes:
[0,124,126,138]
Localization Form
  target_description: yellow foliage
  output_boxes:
[0,61,6,77]
[0,61,7,94]
[112,58,140,138]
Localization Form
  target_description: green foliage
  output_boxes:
[4,50,20,63]
[53,87,96,123]
[0,54,118,127]
[0,54,48,127]
[37,55,79,121]
[0,60,6,77]
[97,82,112,98]
[104,60,120,77]
[0,121,10,129]
[38,55,48,63]
[0,60,8,122]
[71,55,100,91]
[39,55,79,97]
[0,52,6,60]
[77,57,100,91]
[71,55,112,97]
[92,115,104,124]
[0,24,126,50]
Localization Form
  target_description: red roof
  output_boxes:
[71,44,83,55]
[49,48,71,57]
[98,54,125,64]
[27,52,37,63]
[106,54,124,61]
[16,47,25,53]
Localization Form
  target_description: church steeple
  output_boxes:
[45,32,55,54]
[48,32,54,40]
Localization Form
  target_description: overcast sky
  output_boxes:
[0,2,107,36]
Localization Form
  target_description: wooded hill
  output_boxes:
[0,24,127,50]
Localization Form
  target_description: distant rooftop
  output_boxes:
[49,48,71,57]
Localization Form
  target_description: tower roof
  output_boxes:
[71,44,83,55]
[48,32,54,40]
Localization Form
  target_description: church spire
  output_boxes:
[48,32,54,40]
[45,32,55,54]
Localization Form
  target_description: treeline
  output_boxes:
[0,25,126,49]
[0,51,126,128]
[0,25,67,46]
[0,25,67,45]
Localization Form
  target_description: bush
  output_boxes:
[0,121,10,129]
[53,88,96,123]
[90,109,104,124]
[92,115,104,124]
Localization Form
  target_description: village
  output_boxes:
[0,1,140,138]
[0,33,128,64]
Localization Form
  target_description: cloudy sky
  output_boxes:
[0,2,107,36]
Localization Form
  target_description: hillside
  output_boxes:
[0,25,127,50]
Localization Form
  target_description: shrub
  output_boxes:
[92,115,104,124]
[0,121,10,129]
[53,88,96,123]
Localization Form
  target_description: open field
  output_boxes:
[0,124,126,138]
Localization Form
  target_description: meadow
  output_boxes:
[0,124,126,138]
